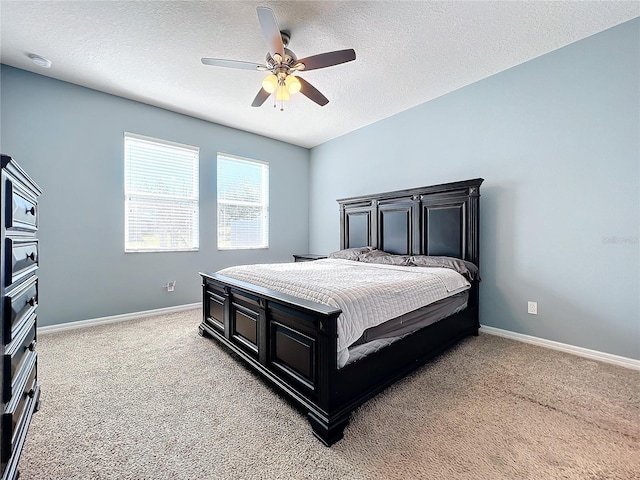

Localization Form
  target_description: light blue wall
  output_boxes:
[309,19,640,359]
[1,65,310,326]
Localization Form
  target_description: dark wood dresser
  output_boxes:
[1,155,41,480]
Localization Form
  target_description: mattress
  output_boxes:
[217,258,470,368]
[345,291,469,366]
[351,290,469,346]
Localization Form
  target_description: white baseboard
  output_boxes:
[39,303,201,335]
[480,325,640,371]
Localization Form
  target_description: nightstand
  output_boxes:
[293,254,328,262]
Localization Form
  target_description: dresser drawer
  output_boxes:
[2,317,36,403]
[1,354,37,464]
[3,276,37,344]
[4,239,38,289]
[4,177,38,233]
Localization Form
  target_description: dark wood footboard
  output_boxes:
[200,272,479,446]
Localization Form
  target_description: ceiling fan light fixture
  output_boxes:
[276,85,290,101]
[285,75,301,94]
[262,74,278,93]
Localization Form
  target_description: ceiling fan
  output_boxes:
[201,6,356,110]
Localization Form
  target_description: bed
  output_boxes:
[199,178,483,446]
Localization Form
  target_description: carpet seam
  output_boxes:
[508,390,640,443]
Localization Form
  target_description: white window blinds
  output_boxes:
[124,133,199,252]
[217,154,269,250]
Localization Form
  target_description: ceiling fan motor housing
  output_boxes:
[266,47,297,71]
[280,30,291,47]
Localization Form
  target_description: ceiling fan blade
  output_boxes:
[295,49,356,71]
[201,58,265,70]
[257,7,284,59]
[251,87,271,107]
[297,77,329,106]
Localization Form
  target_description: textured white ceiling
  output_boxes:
[1,1,638,148]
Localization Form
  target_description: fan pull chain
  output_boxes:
[276,79,284,111]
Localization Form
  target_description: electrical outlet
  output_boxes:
[527,301,538,315]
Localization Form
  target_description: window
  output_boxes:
[124,133,199,252]
[217,154,269,250]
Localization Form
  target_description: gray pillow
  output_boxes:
[408,255,480,282]
[359,249,412,266]
[327,246,375,261]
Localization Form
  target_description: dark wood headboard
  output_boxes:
[337,178,483,267]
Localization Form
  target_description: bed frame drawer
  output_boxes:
[270,320,317,391]
[230,302,259,356]
[205,291,225,333]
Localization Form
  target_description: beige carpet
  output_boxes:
[19,309,639,480]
